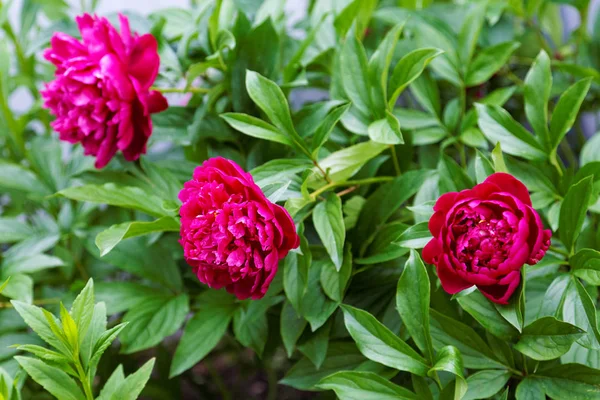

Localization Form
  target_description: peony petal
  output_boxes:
[477,270,521,304]
[437,255,472,294]
[484,172,532,206]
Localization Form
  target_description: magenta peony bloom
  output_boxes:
[41,14,168,168]
[179,158,300,300]
[423,173,551,304]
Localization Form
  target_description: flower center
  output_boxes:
[453,207,515,272]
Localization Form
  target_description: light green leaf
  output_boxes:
[368,111,403,145]
[458,1,487,65]
[320,247,352,303]
[562,277,600,350]
[70,279,95,344]
[463,370,511,400]
[280,300,307,357]
[0,218,34,243]
[283,224,311,314]
[0,161,50,197]
[571,249,600,285]
[341,32,371,116]
[341,305,429,376]
[95,217,180,257]
[311,102,351,155]
[309,141,388,187]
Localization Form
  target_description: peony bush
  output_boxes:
[2,0,600,399]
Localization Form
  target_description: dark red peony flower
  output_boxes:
[179,158,300,300]
[41,14,168,169]
[423,173,551,304]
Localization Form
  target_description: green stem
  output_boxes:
[310,177,394,201]
[549,246,569,258]
[205,359,232,400]
[0,298,60,309]
[389,145,401,176]
[151,86,211,94]
[75,359,94,400]
[264,361,278,400]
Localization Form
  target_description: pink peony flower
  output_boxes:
[41,14,168,168]
[423,173,551,304]
[179,158,300,300]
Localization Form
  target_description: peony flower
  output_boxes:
[179,157,300,300]
[41,14,168,168]
[423,173,551,304]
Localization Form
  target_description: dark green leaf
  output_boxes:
[221,113,293,146]
[428,346,467,400]
[456,290,519,341]
[313,194,345,270]
[318,371,418,400]
[559,176,593,253]
[549,78,592,149]
[466,41,520,86]
[515,317,584,360]
[524,51,552,148]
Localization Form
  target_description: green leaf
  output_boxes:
[308,141,388,187]
[458,1,487,65]
[368,22,405,116]
[95,217,180,257]
[281,343,365,391]
[89,323,127,368]
[170,304,235,377]
[397,250,434,361]
[120,294,189,354]
[57,183,171,218]
[341,305,429,376]
[388,48,444,108]
[341,32,371,116]
[97,365,125,400]
[221,113,293,146]
[11,301,69,355]
[2,253,64,276]
[438,154,473,193]
[465,41,520,86]
[562,277,600,350]
[110,358,155,400]
[515,317,584,360]
[0,277,9,295]
[320,247,352,303]
[463,370,511,400]
[70,279,95,344]
[581,131,600,166]
[535,363,600,400]
[313,194,345,270]
[251,158,312,188]
[311,102,351,155]
[301,261,338,331]
[515,377,546,400]
[280,300,307,357]
[474,151,495,183]
[549,78,592,149]
[317,371,418,400]
[245,70,307,152]
[571,249,600,284]
[524,51,552,148]
[428,346,467,400]
[0,217,34,243]
[475,103,546,161]
[0,161,50,197]
[1,274,32,303]
[491,142,508,173]
[234,296,282,356]
[559,176,593,253]
[15,356,86,400]
[283,224,311,314]
[298,321,331,369]
[368,111,403,145]
[354,170,432,250]
[456,290,519,341]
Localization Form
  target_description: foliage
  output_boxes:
[1,0,600,399]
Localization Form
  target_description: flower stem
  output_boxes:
[389,145,401,176]
[151,86,211,94]
[310,177,394,201]
[0,298,61,309]
[75,359,94,400]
